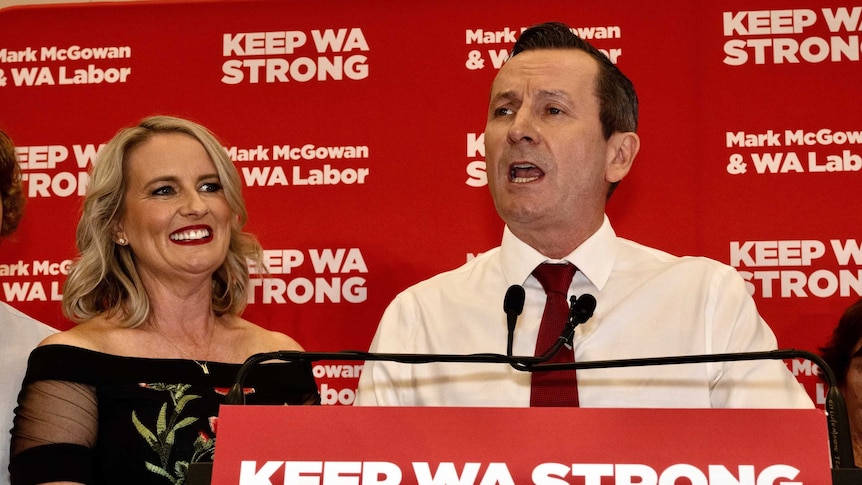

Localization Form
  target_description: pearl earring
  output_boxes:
[117,237,126,245]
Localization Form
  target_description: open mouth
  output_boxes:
[170,227,212,242]
[509,163,544,183]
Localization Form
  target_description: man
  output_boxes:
[0,129,57,485]
[355,22,812,408]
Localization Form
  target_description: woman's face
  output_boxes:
[116,132,234,286]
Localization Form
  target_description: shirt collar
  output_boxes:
[500,214,618,291]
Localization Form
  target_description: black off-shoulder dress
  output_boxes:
[10,344,320,485]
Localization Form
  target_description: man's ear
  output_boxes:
[605,131,640,183]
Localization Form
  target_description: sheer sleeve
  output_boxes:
[10,379,98,485]
[11,379,98,453]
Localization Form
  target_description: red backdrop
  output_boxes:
[1,0,860,405]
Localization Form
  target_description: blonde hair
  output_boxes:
[62,115,262,327]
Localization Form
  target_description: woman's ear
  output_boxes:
[112,222,128,245]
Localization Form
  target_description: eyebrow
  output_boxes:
[489,90,517,104]
[536,89,572,102]
[490,89,573,104]
[144,172,220,186]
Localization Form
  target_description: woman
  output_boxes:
[820,298,862,467]
[10,116,319,484]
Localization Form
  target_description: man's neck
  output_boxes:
[509,215,604,260]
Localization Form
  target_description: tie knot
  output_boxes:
[532,262,576,296]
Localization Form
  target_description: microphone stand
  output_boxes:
[226,293,596,404]
[226,348,559,404]
[224,347,856,482]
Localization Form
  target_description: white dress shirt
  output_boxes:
[0,302,56,485]
[355,216,813,409]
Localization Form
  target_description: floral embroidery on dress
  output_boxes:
[133,383,217,484]
[213,386,255,396]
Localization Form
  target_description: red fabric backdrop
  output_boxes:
[1,0,860,405]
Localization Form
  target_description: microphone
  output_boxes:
[536,293,597,360]
[504,285,525,358]
[569,294,597,327]
[563,293,597,346]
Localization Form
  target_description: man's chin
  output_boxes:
[498,204,549,228]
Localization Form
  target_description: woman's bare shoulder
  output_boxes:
[38,317,113,350]
[230,317,305,353]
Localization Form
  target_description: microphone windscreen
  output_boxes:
[575,294,597,320]
[504,285,526,315]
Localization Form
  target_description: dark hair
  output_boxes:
[511,22,638,139]
[511,22,639,198]
[0,130,26,238]
[820,298,862,387]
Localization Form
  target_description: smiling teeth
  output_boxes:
[170,229,210,241]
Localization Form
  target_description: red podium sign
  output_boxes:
[212,406,831,485]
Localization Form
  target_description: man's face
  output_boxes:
[484,49,632,240]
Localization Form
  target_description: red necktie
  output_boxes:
[530,262,579,407]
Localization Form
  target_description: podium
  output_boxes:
[209,406,834,485]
